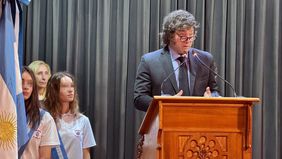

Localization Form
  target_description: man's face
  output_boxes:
[169,27,196,55]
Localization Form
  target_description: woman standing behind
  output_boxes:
[44,72,96,159]
[20,66,59,159]
[28,60,51,102]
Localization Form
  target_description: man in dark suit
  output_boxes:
[134,10,220,112]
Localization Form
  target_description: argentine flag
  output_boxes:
[0,0,28,158]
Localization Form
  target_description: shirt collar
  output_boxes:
[168,47,189,60]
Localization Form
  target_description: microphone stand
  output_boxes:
[192,51,238,97]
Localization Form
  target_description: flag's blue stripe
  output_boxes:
[16,93,27,148]
[0,0,17,104]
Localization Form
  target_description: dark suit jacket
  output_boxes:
[134,48,220,111]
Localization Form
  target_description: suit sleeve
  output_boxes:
[134,56,153,111]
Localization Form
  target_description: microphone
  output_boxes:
[160,54,187,95]
[192,51,238,97]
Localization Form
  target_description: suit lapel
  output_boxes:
[160,50,178,93]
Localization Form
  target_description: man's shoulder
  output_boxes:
[143,48,166,59]
[190,48,213,59]
[190,48,209,54]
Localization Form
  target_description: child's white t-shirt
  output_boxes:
[21,111,60,159]
[57,113,96,159]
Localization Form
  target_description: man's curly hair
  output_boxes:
[160,10,200,48]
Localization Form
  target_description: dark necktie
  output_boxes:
[177,56,190,96]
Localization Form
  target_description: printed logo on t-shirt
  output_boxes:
[33,129,42,139]
[74,129,82,137]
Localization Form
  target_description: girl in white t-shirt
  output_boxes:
[45,72,96,159]
[20,66,59,159]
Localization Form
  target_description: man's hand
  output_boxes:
[175,90,183,96]
[204,87,211,97]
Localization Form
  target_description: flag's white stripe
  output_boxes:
[0,75,18,158]
[0,75,17,112]
[13,2,22,96]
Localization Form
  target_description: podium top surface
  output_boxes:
[151,96,260,103]
[139,96,260,134]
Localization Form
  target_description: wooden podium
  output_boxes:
[137,96,260,159]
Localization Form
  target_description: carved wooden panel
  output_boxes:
[178,134,229,159]
[163,131,244,159]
